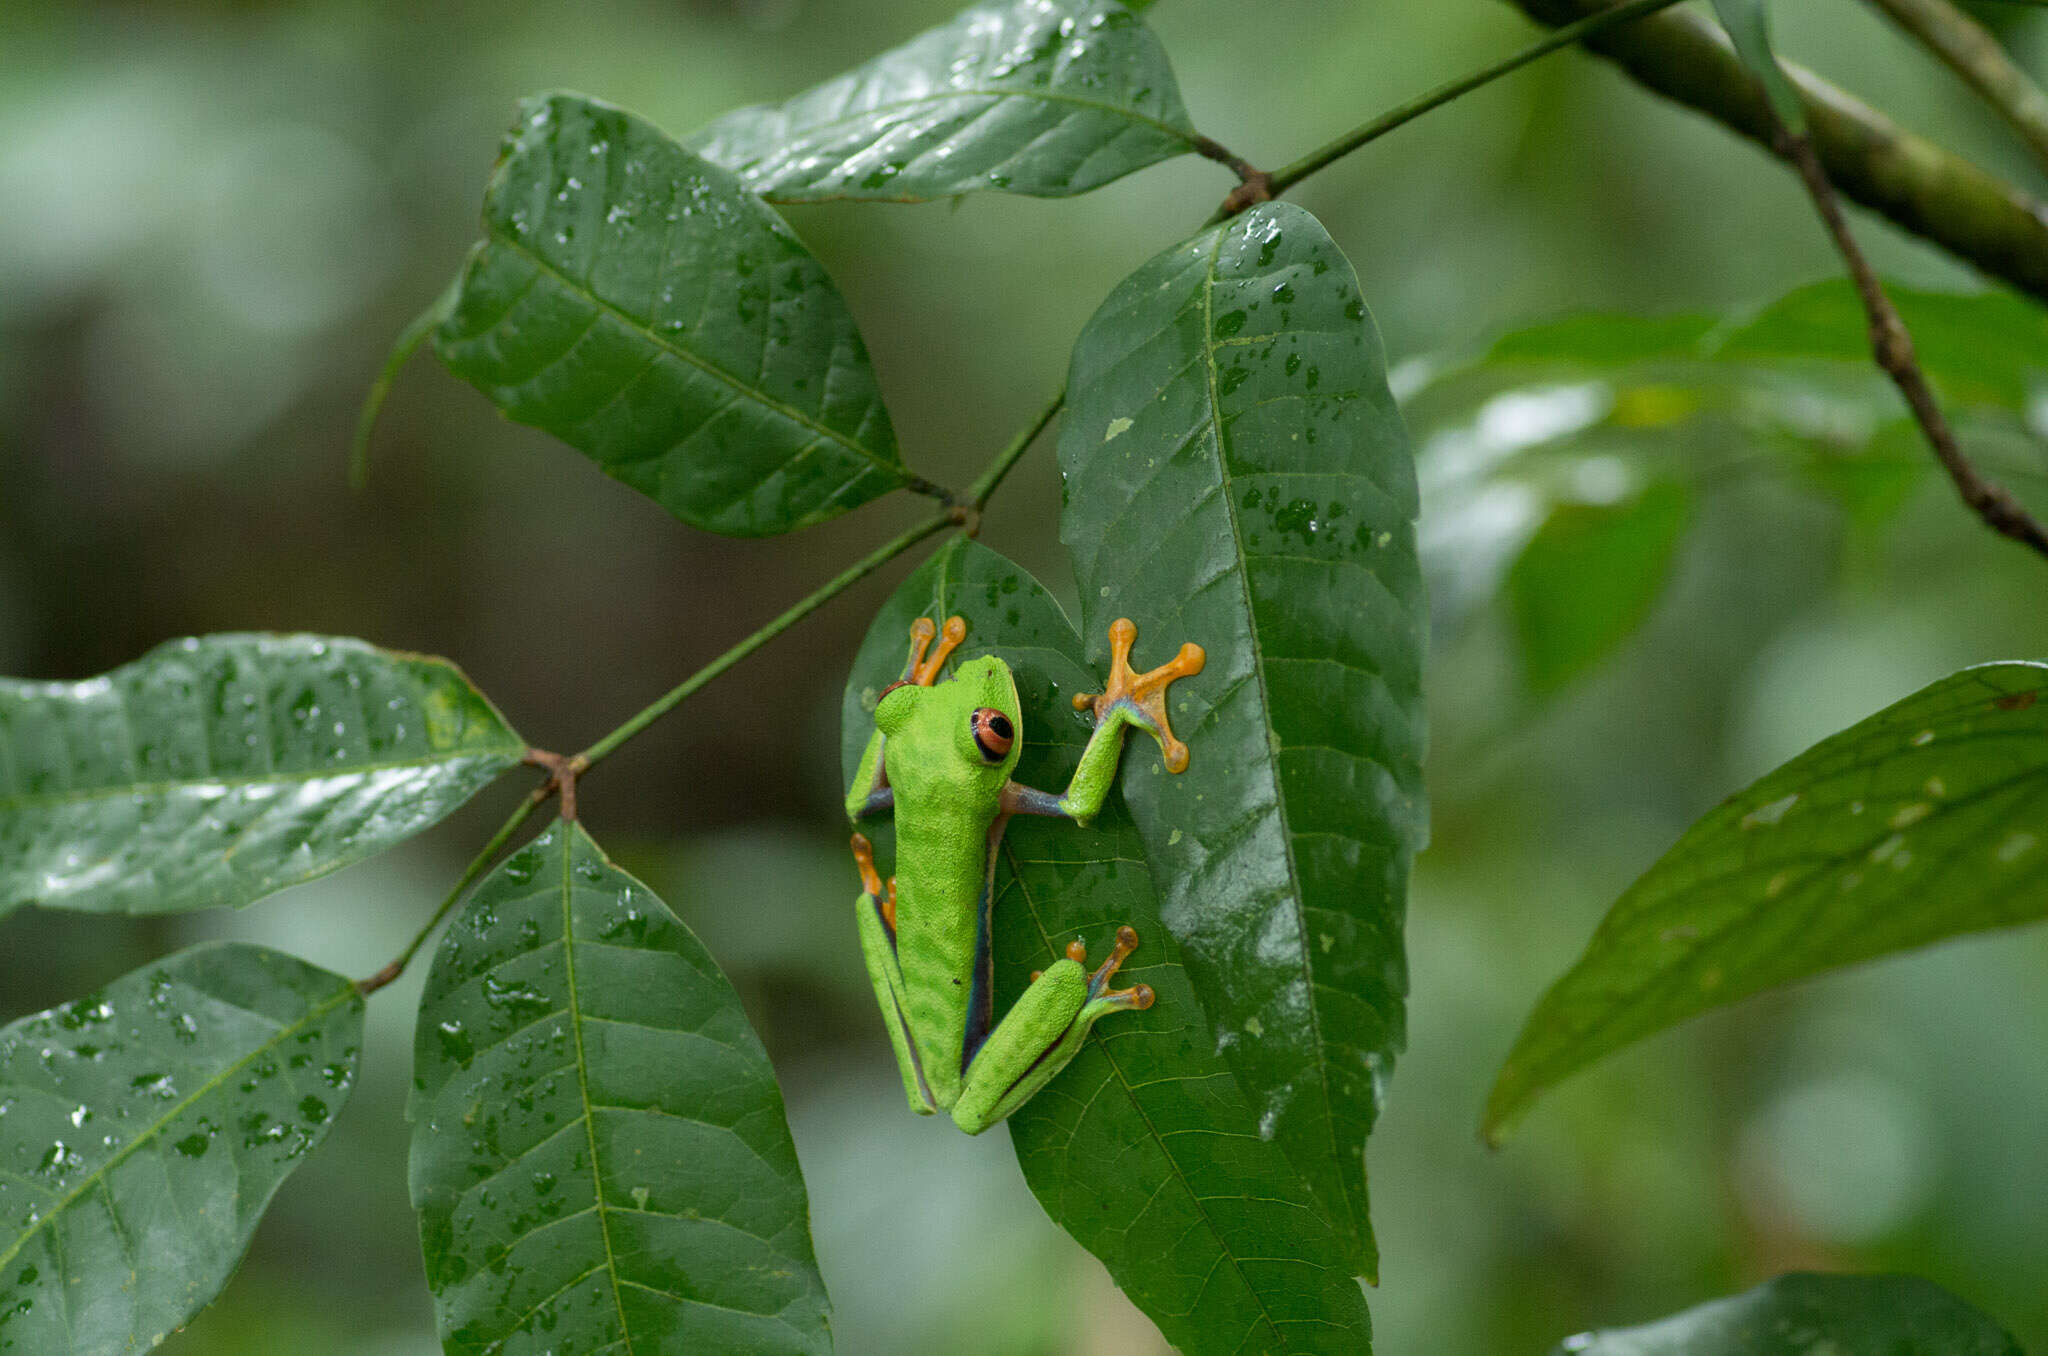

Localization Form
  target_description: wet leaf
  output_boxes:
[839,537,1374,1352]
[437,92,914,536]
[688,0,1200,202]
[1487,662,2048,1142]
[1555,1271,2023,1354]
[1056,202,1426,1272]
[409,821,829,1355]
[0,635,524,920]
[0,942,364,1355]
[1507,478,1692,693]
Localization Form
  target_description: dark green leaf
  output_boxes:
[839,537,1374,1352]
[1508,478,1692,693]
[688,0,1200,202]
[409,821,829,1355]
[1555,1272,2024,1354]
[0,635,524,920]
[436,92,915,537]
[0,943,364,1355]
[1487,662,2048,1142]
[1710,0,1806,133]
[1056,201,1426,1274]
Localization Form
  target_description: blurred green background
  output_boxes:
[3,1,2046,1351]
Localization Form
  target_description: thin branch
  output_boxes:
[1864,0,2048,176]
[1507,0,2048,305]
[348,287,450,490]
[1776,126,2048,560]
[966,385,1067,511]
[356,790,548,994]
[575,511,954,768]
[1260,0,1691,202]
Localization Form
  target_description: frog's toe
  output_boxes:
[1073,619,1205,772]
[1083,924,1153,1011]
[902,614,967,686]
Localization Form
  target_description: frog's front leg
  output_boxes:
[850,833,936,1115]
[951,927,1153,1134]
[1004,618,1205,826]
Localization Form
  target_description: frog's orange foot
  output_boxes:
[1086,925,1155,1010]
[850,833,883,897]
[1073,618,1205,772]
[903,615,967,686]
[849,834,898,931]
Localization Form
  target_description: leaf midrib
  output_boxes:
[1191,215,1352,1234]
[557,829,636,1352]
[0,977,358,1279]
[488,236,904,487]
[718,85,1198,162]
[0,747,520,813]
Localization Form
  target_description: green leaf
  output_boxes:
[409,821,829,1355]
[839,537,1374,1352]
[1710,0,1806,133]
[1507,478,1692,693]
[1555,1272,2024,1354]
[687,0,1200,202]
[1479,280,2048,410]
[1487,661,2048,1142]
[0,942,364,1355]
[1404,281,2044,660]
[1055,202,1426,1274]
[436,92,916,537]
[0,634,524,920]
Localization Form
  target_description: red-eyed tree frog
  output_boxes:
[844,614,1204,1134]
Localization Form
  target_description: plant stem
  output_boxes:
[1776,126,2048,560]
[1262,0,1690,199]
[1507,0,2048,305]
[575,511,953,769]
[356,792,546,994]
[967,385,1067,510]
[349,285,452,491]
[1864,0,2048,175]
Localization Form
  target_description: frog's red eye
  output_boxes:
[971,708,1014,762]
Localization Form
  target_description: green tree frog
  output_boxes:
[844,614,1204,1134]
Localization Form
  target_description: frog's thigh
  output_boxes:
[855,891,937,1116]
[951,960,1092,1135]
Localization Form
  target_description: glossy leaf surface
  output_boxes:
[0,635,524,919]
[0,943,363,1355]
[688,0,1199,202]
[437,92,912,536]
[1556,1272,2023,1354]
[409,821,829,1355]
[839,538,1373,1351]
[1488,662,2048,1141]
[1506,478,1691,693]
[1057,202,1426,1271]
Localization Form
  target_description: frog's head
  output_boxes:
[875,652,1022,790]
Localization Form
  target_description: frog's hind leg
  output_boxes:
[852,835,932,1115]
[950,927,1154,1135]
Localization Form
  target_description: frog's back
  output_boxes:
[887,779,1000,1108]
